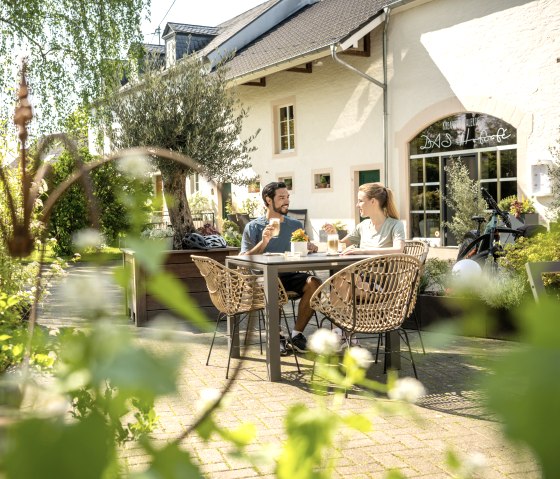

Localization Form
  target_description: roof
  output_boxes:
[163,23,219,37]
[204,0,394,80]
[144,44,165,55]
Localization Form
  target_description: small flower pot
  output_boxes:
[290,241,308,256]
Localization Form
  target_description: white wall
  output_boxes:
[230,0,560,237]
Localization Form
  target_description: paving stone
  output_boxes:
[36,263,542,479]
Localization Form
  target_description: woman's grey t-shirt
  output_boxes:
[346,217,405,249]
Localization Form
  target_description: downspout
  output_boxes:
[330,8,391,186]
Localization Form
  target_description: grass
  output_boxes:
[23,245,123,264]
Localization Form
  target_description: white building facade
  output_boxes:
[150,0,560,244]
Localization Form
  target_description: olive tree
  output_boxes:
[104,55,258,248]
[443,158,487,242]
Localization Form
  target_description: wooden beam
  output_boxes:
[287,62,313,74]
[242,77,266,87]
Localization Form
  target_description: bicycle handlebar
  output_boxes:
[481,187,511,228]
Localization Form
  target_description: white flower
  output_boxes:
[118,155,151,178]
[388,377,426,403]
[60,274,111,317]
[308,328,340,355]
[73,228,105,249]
[461,452,487,477]
[195,388,222,413]
[48,328,60,336]
[347,346,372,368]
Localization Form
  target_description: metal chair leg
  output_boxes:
[206,312,225,366]
[226,315,242,380]
[412,310,426,354]
[400,328,418,379]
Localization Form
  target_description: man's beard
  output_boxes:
[273,204,288,214]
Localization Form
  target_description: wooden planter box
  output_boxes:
[122,247,239,326]
[407,294,516,340]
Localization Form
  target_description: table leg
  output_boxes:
[385,330,401,370]
[263,266,281,381]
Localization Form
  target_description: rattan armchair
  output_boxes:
[310,254,422,378]
[192,255,300,378]
[402,240,430,353]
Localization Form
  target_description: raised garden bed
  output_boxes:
[406,293,517,340]
[122,247,239,326]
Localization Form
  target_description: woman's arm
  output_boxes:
[323,223,353,247]
[341,239,404,255]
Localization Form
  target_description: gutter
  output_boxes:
[330,7,391,186]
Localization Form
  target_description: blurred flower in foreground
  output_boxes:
[388,377,426,403]
[195,388,222,413]
[308,328,340,355]
[73,228,105,250]
[118,155,151,178]
[60,273,112,317]
[461,452,487,477]
[348,347,372,369]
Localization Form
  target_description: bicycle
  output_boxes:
[456,187,546,266]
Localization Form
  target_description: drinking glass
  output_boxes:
[269,218,280,237]
[327,234,339,255]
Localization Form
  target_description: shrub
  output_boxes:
[187,192,212,215]
[46,148,152,255]
[498,230,560,293]
[419,258,453,294]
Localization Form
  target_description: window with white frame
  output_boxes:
[278,105,295,152]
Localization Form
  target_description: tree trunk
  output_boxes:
[162,170,195,249]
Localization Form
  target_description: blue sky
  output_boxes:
[142,0,265,44]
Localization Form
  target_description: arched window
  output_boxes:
[409,112,517,245]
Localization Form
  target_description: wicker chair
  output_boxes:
[310,254,422,378]
[402,240,430,354]
[191,255,300,378]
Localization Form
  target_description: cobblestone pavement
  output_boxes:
[38,263,541,478]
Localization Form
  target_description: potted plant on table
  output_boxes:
[290,228,309,256]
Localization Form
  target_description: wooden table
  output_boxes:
[226,253,401,381]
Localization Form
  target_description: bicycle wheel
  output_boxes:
[457,231,478,260]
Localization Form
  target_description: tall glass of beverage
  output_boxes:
[269,218,280,237]
[327,234,339,255]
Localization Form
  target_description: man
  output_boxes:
[240,181,320,354]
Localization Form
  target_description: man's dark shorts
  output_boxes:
[279,272,312,296]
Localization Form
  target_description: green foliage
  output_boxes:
[46,147,152,255]
[223,227,242,247]
[240,197,262,217]
[188,192,212,215]
[484,298,560,479]
[548,131,560,221]
[498,195,535,216]
[419,258,453,294]
[0,0,148,132]
[498,231,560,293]
[105,55,259,243]
[443,159,487,242]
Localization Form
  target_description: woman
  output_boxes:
[324,182,405,255]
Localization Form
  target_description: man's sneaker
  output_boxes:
[290,333,307,353]
[280,335,289,356]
